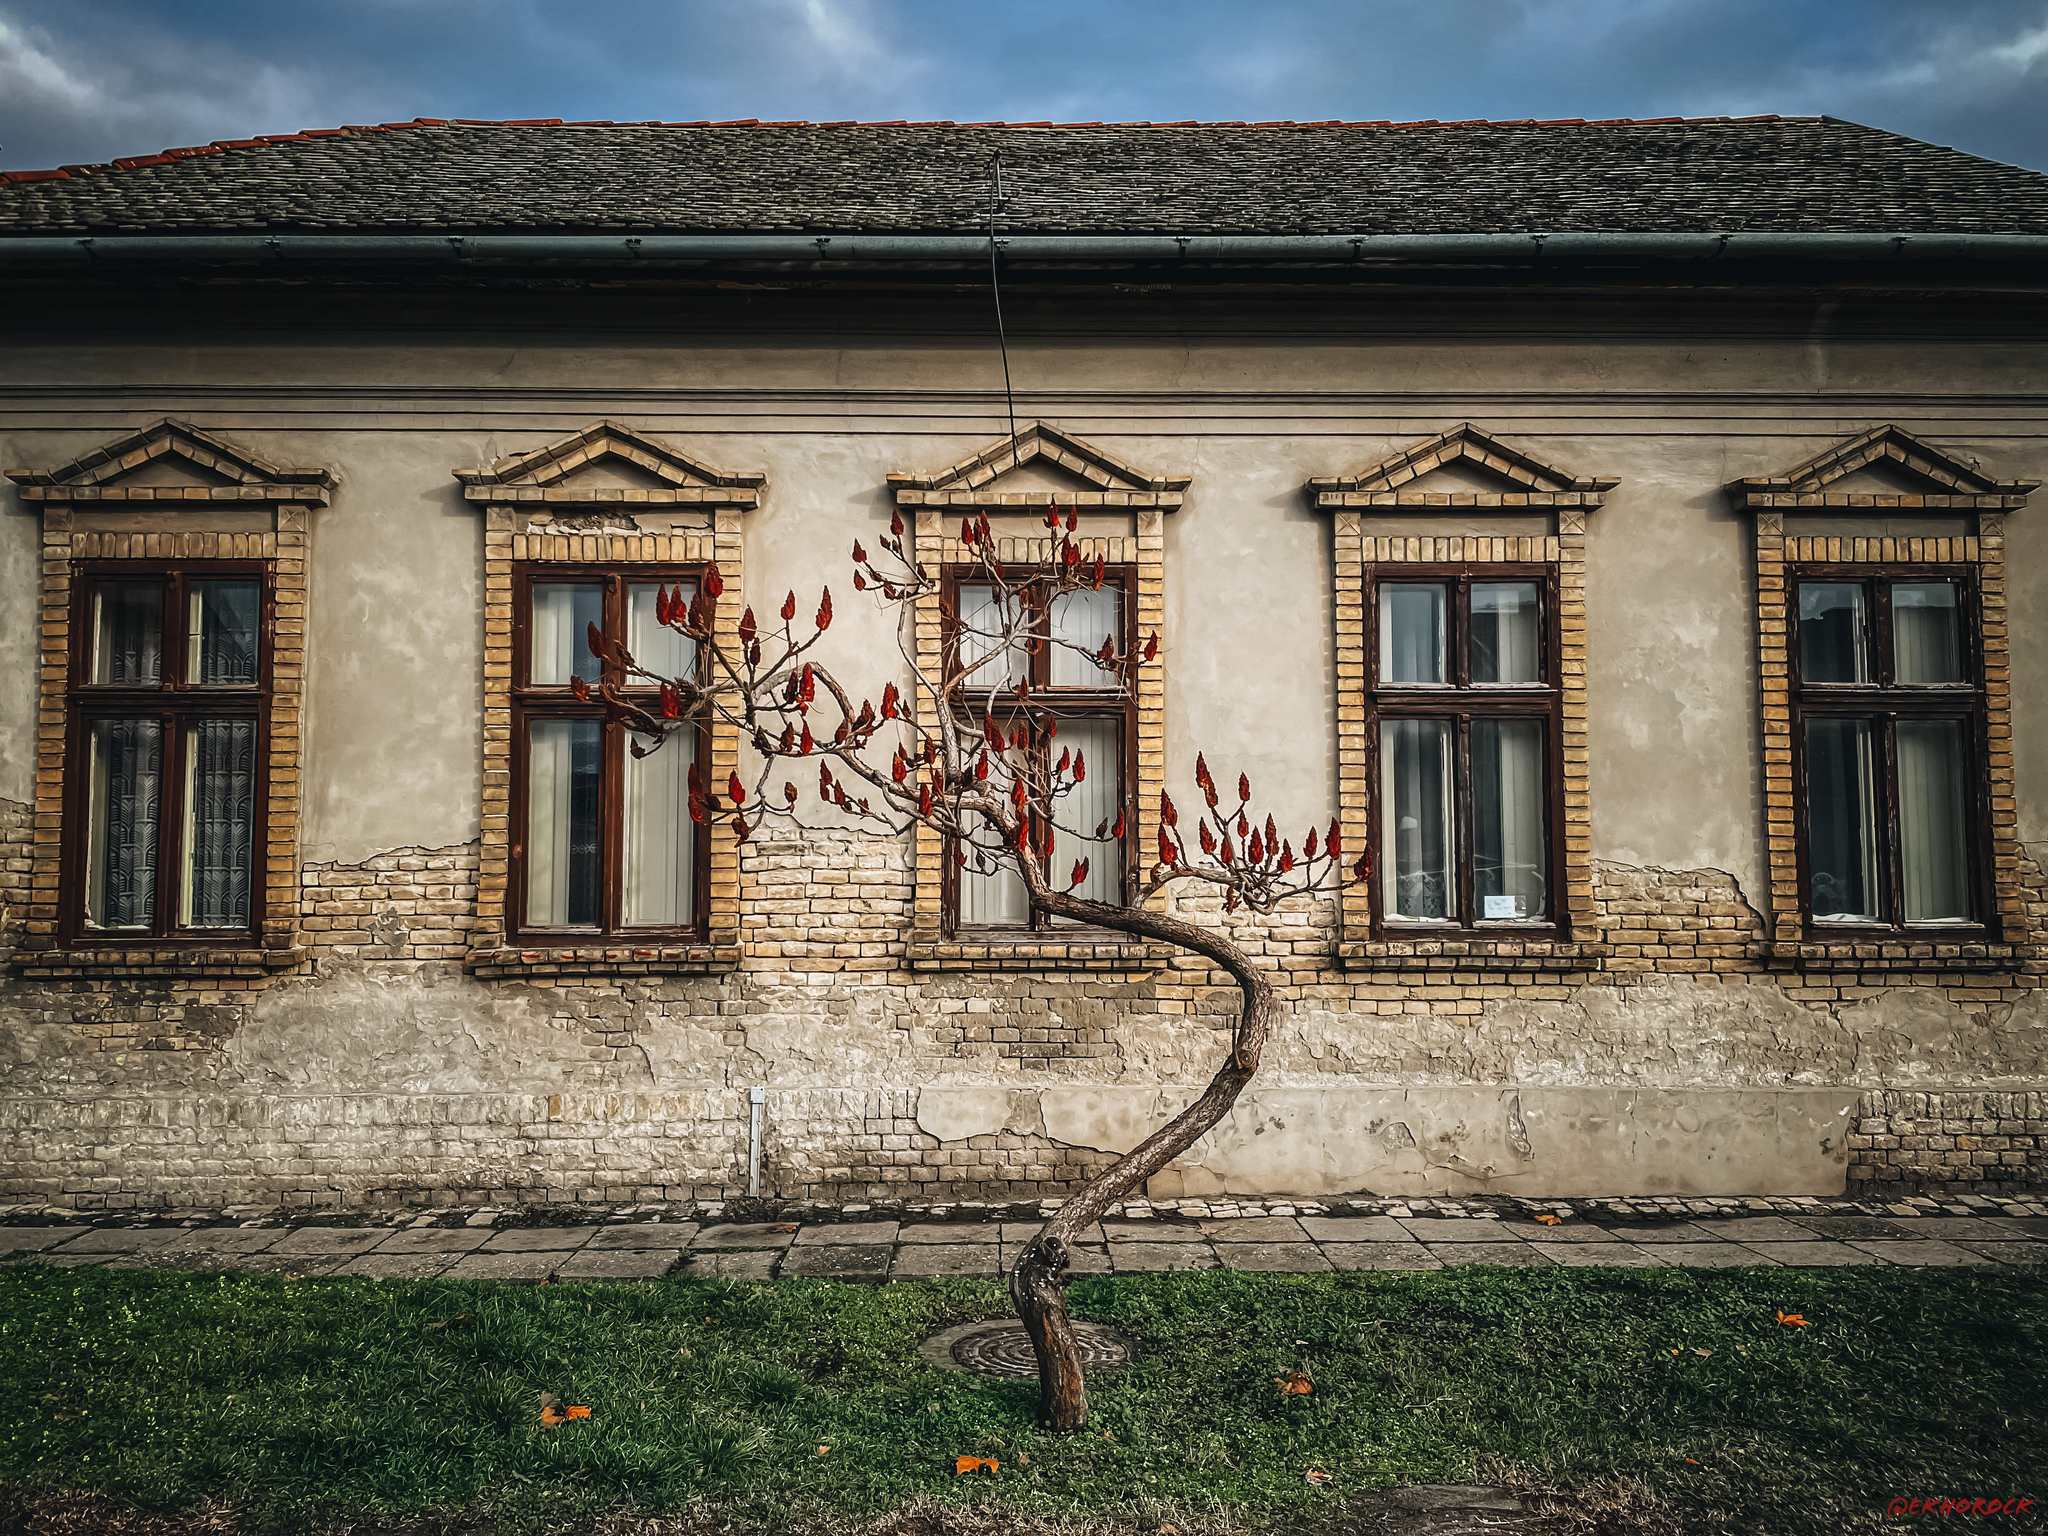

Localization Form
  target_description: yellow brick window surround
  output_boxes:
[888,423,1185,973]
[1729,425,2036,974]
[1309,424,1616,973]
[6,420,332,983]
[456,422,763,981]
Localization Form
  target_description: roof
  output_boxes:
[4,116,2047,238]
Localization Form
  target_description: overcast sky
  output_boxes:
[3,0,2046,174]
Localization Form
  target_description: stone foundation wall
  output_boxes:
[1,831,2042,1209]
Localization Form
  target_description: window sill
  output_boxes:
[1757,940,2038,974]
[12,945,304,980]
[465,944,738,980]
[907,932,1164,973]
[1338,937,1609,973]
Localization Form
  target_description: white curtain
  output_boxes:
[1898,719,1969,922]
[1805,717,1880,920]
[1893,583,1962,685]
[1050,717,1120,916]
[960,740,1031,925]
[1380,718,1453,920]
[179,717,255,928]
[1473,718,1545,919]
[531,583,602,686]
[1380,584,1445,684]
[86,717,161,930]
[623,727,695,926]
[628,581,696,680]
[187,580,260,687]
[92,583,162,686]
[527,719,599,926]
[957,583,1027,689]
[1798,583,1868,683]
[1048,589,1119,685]
[1471,582,1539,685]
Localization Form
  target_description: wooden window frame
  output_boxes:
[60,558,273,947]
[1786,563,1994,938]
[939,564,1136,935]
[508,563,710,942]
[1363,562,1567,939]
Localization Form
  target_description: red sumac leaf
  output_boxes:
[659,683,680,720]
[853,572,866,591]
[1199,823,1216,855]
[1070,858,1089,889]
[739,607,757,645]
[570,675,591,701]
[704,565,724,599]
[586,620,606,658]
[1353,850,1371,884]
[783,782,797,805]
[892,750,908,784]
[1143,633,1158,662]
[1160,792,1178,828]
[816,588,833,631]
[1279,842,1294,873]
[781,590,797,623]
[1237,812,1249,839]
[799,722,815,755]
[890,509,904,538]
[1195,753,1213,791]
[919,783,934,817]
[778,725,795,753]
[820,763,833,794]
[1304,827,1319,860]
[1158,827,1177,866]
[975,753,989,781]
[1266,814,1278,854]
[852,539,867,563]
[1327,821,1342,865]
[881,682,899,719]
[1112,808,1125,839]
[1220,833,1234,864]
[688,762,705,797]
[1073,750,1086,783]
[1092,554,1106,590]
[960,518,976,545]
[1238,773,1251,803]
[1065,507,1077,532]
[688,795,705,824]
[1056,746,1070,775]
[728,773,746,805]
[1248,830,1264,863]
[1062,541,1079,567]
[732,813,749,842]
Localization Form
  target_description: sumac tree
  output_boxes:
[584,506,1365,1431]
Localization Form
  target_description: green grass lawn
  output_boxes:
[1,1262,2042,1534]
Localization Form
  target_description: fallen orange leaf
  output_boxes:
[1305,1469,1334,1487]
[565,1406,590,1420]
[817,1445,831,1456]
[1534,1214,1563,1226]
[955,1455,999,1475]
[1274,1371,1313,1395]
[540,1407,564,1427]
[771,1223,801,1233]
[1776,1311,1809,1327]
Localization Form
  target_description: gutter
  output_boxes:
[0,231,2045,267]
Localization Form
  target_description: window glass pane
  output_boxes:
[187,580,261,686]
[627,581,697,682]
[1798,583,1868,683]
[1897,719,1970,923]
[957,583,1027,690]
[180,717,255,928]
[960,736,1030,925]
[526,719,601,926]
[1892,582,1963,684]
[1048,587,1120,686]
[622,725,694,927]
[1049,716,1120,916]
[530,583,603,686]
[1805,717,1881,921]
[1380,718,1453,920]
[86,718,161,930]
[1473,718,1547,919]
[1470,583,1540,684]
[91,583,163,686]
[1380,584,1445,684]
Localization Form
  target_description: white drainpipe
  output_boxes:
[747,1087,766,1197]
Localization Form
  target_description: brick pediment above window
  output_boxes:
[1728,424,2038,511]
[7,419,335,507]
[1309,423,1618,511]
[457,421,766,508]
[887,421,1188,513]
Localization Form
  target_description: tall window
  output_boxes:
[67,563,268,940]
[1793,568,1986,929]
[514,567,703,936]
[944,568,1131,930]
[1369,567,1560,931]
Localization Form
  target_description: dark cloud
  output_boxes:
[3,0,2044,172]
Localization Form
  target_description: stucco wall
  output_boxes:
[1,284,2043,1207]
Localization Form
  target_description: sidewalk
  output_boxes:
[5,1194,2044,1282]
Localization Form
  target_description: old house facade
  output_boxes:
[0,117,2044,1210]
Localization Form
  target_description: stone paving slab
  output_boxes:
[1200,1217,1310,1242]
[1607,1223,1722,1244]
[1774,1215,1910,1240]
[271,1228,386,1255]
[696,1224,798,1250]
[334,1253,459,1279]
[1427,1242,1554,1267]
[1400,1219,1511,1243]
[445,1252,559,1283]
[1746,1242,1890,1267]
[223,1253,346,1277]
[1000,1222,1105,1244]
[0,1228,80,1254]
[1883,1217,2034,1242]
[555,1247,682,1281]
[897,1223,996,1244]
[160,1229,286,1255]
[1323,1242,1445,1271]
[1955,1241,2048,1264]
[1299,1216,1411,1243]
[1538,1243,1669,1268]
[367,1229,489,1256]
[1697,1216,1821,1243]
[479,1228,591,1252]
[1215,1242,1331,1273]
[680,1250,777,1280]
[1100,1219,1208,1242]
[890,1245,998,1278]
[17,1254,111,1268]
[1500,1222,1618,1244]
[783,1245,893,1281]
[1660,1243,1780,1267]
[587,1222,698,1250]
[1107,1243,1218,1272]
[1845,1239,1990,1266]
[54,1228,186,1253]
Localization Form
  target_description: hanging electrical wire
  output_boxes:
[988,149,1020,467]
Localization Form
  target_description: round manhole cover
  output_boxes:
[919,1318,1134,1377]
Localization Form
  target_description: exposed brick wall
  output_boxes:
[0,796,30,960]
[1849,1091,2047,1194]
[300,843,481,962]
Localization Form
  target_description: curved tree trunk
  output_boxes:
[1006,881,1276,1431]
